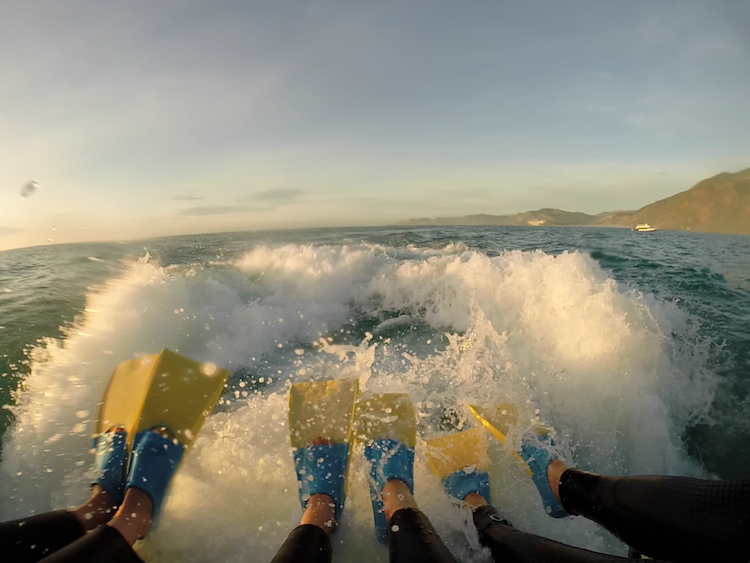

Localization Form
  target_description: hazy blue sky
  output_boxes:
[1,0,748,249]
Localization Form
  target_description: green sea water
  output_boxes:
[0,226,749,561]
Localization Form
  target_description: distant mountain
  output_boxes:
[399,168,750,235]
[400,208,607,227]
[597,168,750,235]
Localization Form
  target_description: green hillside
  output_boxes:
[399,208,602,227]
[399,168,750,235]
[621,168,750,234]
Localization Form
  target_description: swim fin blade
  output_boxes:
[425,427,490,481]
[355,393,417,449]
[93,349,230,453]
[469,404,532,476]
[425,427,492,503]
[288,378,360,449]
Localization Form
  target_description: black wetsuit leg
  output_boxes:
[559,469,750,563]
[388,508,457,563]
[473,505,668,563]
[271,524,332,563]
[37,526,143,563]
[0,511,85,563]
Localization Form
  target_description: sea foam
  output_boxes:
[0,244,716,561]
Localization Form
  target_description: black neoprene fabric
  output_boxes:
[472,505,666,563]
[388,507,458,563]
[0,510,85,563]
[559,469,750,563]
[38,525,144,563]
[271,524,332,563]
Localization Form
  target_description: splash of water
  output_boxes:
[0,244,716,560]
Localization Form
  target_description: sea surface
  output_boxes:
[0,226,749,562]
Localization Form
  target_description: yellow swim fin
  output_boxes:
[288,378,359,520]
[469,403,532,476]
[355,392,416,448]
[425,427,490,480]
[288,378,360,448]
[356,392,417,542]
[93,349,230,452]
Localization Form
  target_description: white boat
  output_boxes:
[633,223,657,232]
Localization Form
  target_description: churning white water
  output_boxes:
[0,244,716,561]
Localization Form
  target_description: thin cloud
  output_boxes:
[177,206,247,216]
[251,188,307,201]
[0,227,21,236]
[173,194,205,201]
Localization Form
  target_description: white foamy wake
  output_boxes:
[0,245,716,561]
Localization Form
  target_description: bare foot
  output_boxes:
[73,425,128,530]
[547,459,569,501]
[382,479,418,522]
[108,427,173,545]
[463,492,489,510]
[301,494,337,534]
[310,437,332,446]
[71,486,117,530]
[108,488,153,546]
[300,437,336,534]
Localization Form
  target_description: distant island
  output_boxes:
[399,167,750,236]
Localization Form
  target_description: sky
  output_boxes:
[1,0,749,250]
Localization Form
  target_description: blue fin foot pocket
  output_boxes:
[364,438,415,544]
[293,443,349,525]
[442,469,491,505]
[93,428,129,506]
[520,433,568,518]
[125,428,185,526]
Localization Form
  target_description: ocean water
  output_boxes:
[0,226,749,562]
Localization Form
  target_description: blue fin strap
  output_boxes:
[442,469,491,505]
[93,430,128,506]
[364,438,415,544]
[520,435,568,518]
[125,430,185,526]
[293,443,349,523]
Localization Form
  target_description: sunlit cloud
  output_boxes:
[173,194,205,201]
[0,227,22,237]
[250,188,307,201]
[176,206,249,217]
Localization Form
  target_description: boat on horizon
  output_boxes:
[633,223,657,232]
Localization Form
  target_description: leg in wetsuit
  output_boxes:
[272,478,457,563]
[271,507,457,563]
[0,505,144,563]
[0,511,86,563]
[472,505,667,563]
[465,471,750,563]
[558,470,750,563]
